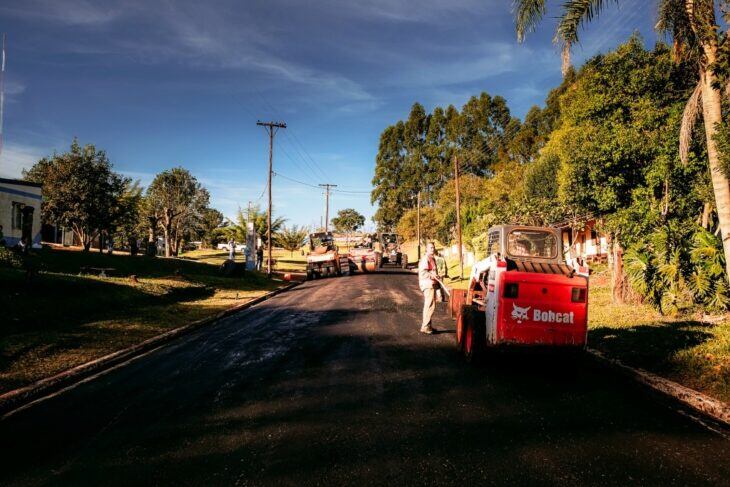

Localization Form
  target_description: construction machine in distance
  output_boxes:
[378,233,408,269]
[348,236,378,272]
[305,232,351,280]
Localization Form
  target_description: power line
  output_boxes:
[283,130,328,181]
[273,171,321,188]
[277,140,320,184]
[250,86,330,180]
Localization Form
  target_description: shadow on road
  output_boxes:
[1,292,728,485]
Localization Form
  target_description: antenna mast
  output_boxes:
[0,34,6,161]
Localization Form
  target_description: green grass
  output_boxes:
[0,246,281,393]
[181,247,308,272]
[587,268,729,403]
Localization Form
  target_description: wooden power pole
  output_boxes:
[257,120,286,277]
[319,184,337,232]
[454,156,463,279]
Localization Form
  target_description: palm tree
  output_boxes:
[275,225,309,257]
[222,205,286,246]
[512,0,730,285]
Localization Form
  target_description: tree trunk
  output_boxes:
[74,225,90,252]
[163,225,171,257]
[699,64,730,284]
[702,202,712,229]
[610,232,626,305]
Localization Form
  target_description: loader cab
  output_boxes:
[484,226,563,264]
[309,232,336,253]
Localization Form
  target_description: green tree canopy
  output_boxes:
[331,208,365,234]
[145,167,210,257]
[24,139,132,251]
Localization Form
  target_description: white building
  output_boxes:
[0,178,43,248]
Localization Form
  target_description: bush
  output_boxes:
[624,227,729,314]
[0,247,24,269]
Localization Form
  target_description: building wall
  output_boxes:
[0,179,43,248]
[561,220,608,261]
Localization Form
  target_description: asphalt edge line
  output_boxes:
[586,347,730,429]
[0,281,301,416]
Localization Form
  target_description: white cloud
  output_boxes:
[330,0,487,23]
[0,142,46,178]
[0,0,123,25]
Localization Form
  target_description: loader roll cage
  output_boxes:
[506,229,558,259]
[309,232,335,252]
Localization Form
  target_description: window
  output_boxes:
[487,231,500,256]
[507,230,558,259]
[590,229,598,240]
[11,202,24,230]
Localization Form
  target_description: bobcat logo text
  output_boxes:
[511,303,575,324]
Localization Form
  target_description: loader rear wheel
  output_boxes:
[463,308,485,364]
[456,305,470,352]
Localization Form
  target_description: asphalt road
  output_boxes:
[1,273,728,486]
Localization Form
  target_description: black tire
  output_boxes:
[463,307,486,364]
[456,304,471,352]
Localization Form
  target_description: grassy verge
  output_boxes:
[440,256,729,403]
[181,247,308,272]
[1,246,281,393]
[587,267,729,403]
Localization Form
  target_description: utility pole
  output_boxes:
[417,191,421,261]
[257,120,286,277]
[319,184,337,232]
[454,156,463,279]
[0,34,6,162]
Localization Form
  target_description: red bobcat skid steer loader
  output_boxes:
[454,225,589,362]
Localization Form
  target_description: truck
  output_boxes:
[305,232,351,280]
[454,225,589,362]
[378,233,408,269]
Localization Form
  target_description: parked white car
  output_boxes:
[217,242,247,253]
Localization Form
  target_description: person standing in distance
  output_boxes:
[418,242,439,334]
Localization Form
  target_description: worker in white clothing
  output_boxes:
[418,242,439,334]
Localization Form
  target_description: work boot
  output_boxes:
[420,325,434,334]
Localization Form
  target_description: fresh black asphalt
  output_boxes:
[1,273,728,485]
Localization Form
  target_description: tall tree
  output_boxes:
[332,208,365,246]
[199,208,224,248]
[512,0,730,284]
[24,139,130,251]
[146,167,209,257]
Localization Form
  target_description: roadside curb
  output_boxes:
[0,281,301,417]
[586,347,730,429]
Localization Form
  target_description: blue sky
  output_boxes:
[0,0,656,229]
